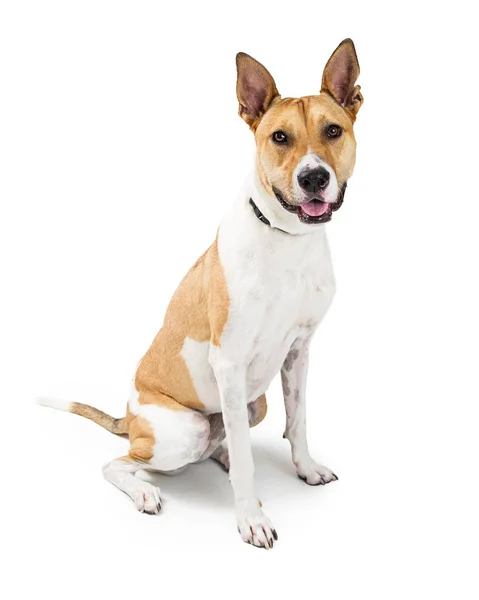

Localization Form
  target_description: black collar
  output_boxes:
[249,198,289,234]
[249,198,271,226]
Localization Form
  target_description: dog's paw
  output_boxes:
[236,504,278,549]
[296,458,338,486]
[132,482,162,514]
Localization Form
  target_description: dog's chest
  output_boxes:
[244,246,332,398]
[217,203,335,400]
[180,201,335,414]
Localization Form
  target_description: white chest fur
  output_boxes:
[180,188,336,414]
[215,189,335,403]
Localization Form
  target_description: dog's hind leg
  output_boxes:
[103,401,211,513]
[103,414,165,513]
[210,442,230,471]
[248,394,267,428]
[103,456,162,514]
[210,395,268,472]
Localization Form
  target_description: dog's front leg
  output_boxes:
[211,352,277,548]
[281,338,338,486]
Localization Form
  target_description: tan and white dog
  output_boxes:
[38,39,362,549]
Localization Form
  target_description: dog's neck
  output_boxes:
[247,168,327,236]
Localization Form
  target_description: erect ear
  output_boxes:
[321,39,363,117]
[236,52,280,130]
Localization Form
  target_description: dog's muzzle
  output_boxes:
[273,183,347,224]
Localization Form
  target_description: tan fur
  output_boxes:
[136,390,190,411]
[40,45,359,537]
[207,237,230,347]
[128,414,156,462]
[254,94,358,205]
[249,394,267,427]
[70,402,128,435]
[123,394,266,466]
[135,239,229,411]
[236,39,362,210]
[131,47,360,418]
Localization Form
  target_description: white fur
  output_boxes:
[248,170,316,235]
[102,164,337,545]
[281,340,337,485]
[103,458,162,514]
[180,337,219,412]
[293,152,340,205]
[215,171,336,379]
[36,396,72,412]
[206,170,336,545]
[100,384,210,506]
[128,386,210,471]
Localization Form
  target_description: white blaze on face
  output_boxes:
[293,153,339,205]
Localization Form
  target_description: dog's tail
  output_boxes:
[36,396,129,436]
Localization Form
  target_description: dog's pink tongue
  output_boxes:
[301,200,329,217]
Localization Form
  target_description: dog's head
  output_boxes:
[236,39,363,225]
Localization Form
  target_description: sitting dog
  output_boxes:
[38,38,363,549]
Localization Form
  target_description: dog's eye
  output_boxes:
[272,131,288,144]
[326,124,342,139]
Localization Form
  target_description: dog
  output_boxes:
[38,38,362,549]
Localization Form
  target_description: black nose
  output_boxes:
[297,167,330,193]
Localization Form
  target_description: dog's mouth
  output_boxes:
[300,199,331,218]
[273,185,346,224]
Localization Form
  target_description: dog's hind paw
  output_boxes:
[132,482,162,515]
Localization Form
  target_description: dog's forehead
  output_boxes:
[301,94,352,126]
[260,94,352,132]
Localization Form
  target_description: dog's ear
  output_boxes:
[236,53,280,130]
[321,39,363,117]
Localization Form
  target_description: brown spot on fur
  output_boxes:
[294,389,300,405]
[135,239,229,411]
[283,348,299,372]
[281,373,291,397]
[248,394,268,428]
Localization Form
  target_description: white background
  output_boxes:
[1,1,478,598]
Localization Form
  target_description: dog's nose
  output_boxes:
[297,167,330,193]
